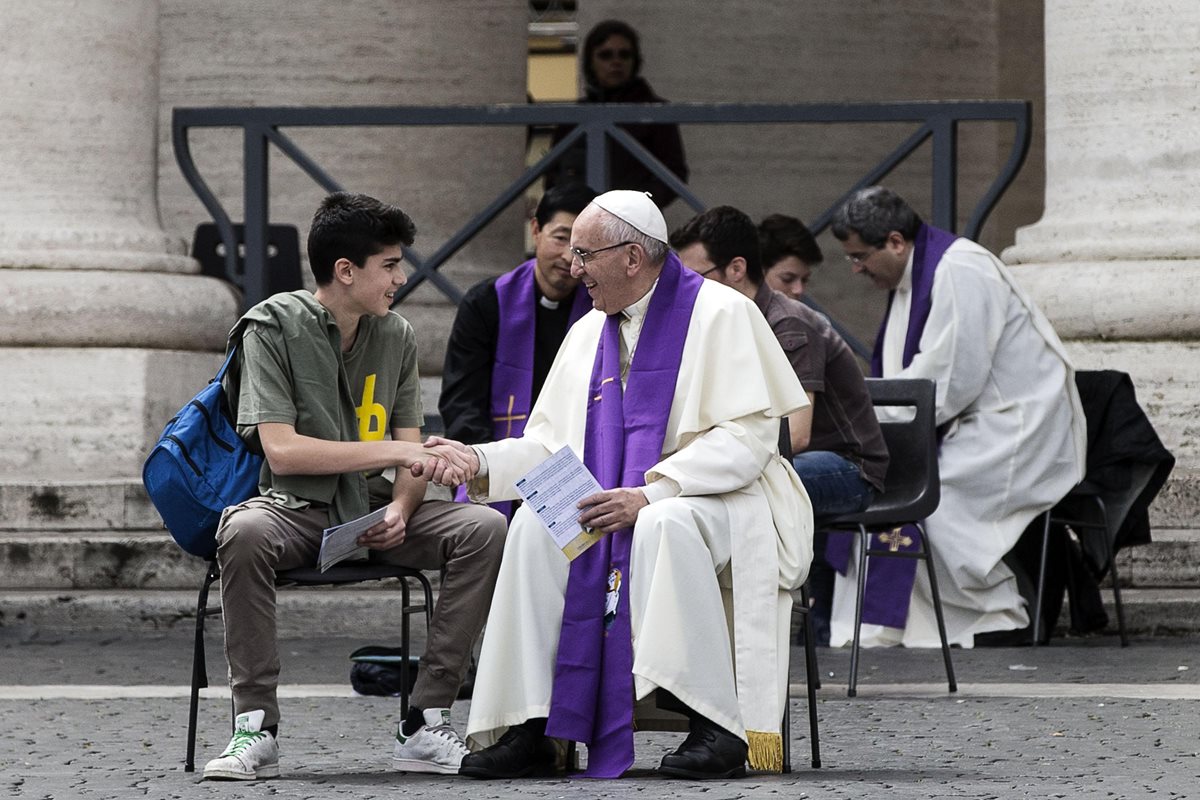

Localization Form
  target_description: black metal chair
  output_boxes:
[1029,370,1174,647]
[1031,483,1128,646]
[191,222,305,295]
[785,582,822,770]
[184,558,433,772]
[777,416,821,770]
[821,378,956,698]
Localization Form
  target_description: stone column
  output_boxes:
[158,0,529,375]
[1005,0,1200,503]
[0,0,238,481]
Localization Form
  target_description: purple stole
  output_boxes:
[545,253,703,778]
[826,224,958,629]
[453,259,592,517]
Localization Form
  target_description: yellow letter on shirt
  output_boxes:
[357,374,387,441]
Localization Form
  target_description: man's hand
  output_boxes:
[577,487,648,534]
[410,436,480,486]
[357,500,408,550]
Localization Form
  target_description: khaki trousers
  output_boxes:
[216,497,506,729]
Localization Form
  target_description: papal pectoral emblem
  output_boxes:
[604,567,622,630]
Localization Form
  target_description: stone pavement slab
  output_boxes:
[4,693,1199,800]
[2,631,1198,799]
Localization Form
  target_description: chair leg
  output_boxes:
[919,527,957,693]
[799,593,821,769]
[848,525,869,698]
[799,582,820,691]
[1032,510,1052,646]
[399,578,412,718]
[1093,497,1129,648]
[186,559,219,773]
[781,690,791,774]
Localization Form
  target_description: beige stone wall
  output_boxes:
[157,0,530,372]
[577,1,1045,348]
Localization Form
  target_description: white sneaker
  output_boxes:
[203,709,280,781]
[392,708,470,774]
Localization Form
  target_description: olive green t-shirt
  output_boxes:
[237,301,422,512]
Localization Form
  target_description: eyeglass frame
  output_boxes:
[843,246,880,266]
[570,240,636,267]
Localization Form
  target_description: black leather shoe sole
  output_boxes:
[657,762,747,780]
[459,761,557,780]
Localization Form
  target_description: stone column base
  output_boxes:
[1,348,226,481]
[1060,340,1200,528]
[1007,261,1200,340]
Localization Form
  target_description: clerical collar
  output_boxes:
[621,277,659,323]
[538,295,561,310]
[896,249,915,294]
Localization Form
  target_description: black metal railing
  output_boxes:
[173,100,1031,356]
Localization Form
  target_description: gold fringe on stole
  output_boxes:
[746,730,783,772]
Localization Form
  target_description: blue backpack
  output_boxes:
[142,348,263,558]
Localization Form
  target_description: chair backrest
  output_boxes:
[191,222,304,295]
[855,377,940,526]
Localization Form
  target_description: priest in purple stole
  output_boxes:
[439,183,596,519]
[451,191,815,779]
[827,186,1085,649]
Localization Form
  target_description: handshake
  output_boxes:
[408,436,481,487]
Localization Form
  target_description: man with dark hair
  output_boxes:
[433,191,812,780]
[546,19,689,208]
[757,213,824,300]
[202,192,506,781]
[439,184,596,517]
[829,185,1085,648]
[673,205,888,642]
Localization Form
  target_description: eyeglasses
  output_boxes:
[843,248,879,265]
[699,263,726,277]
[595,48,633,62]
[570,241,635,266]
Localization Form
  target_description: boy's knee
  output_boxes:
[215,506,275,563]
[469,505,508,555]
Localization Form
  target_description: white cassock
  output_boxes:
[466,279,813,770]
[830,238,1086,649]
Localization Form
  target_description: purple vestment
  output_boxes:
[545,253,703,778]
[453,259,591,516]
[826,224,958,629]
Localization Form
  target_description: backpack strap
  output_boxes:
[213,346,239,383]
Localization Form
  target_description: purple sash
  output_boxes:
[868,224,959,378]
[453,259,591,516]
[827,224,958,629]
[545,253,702,778]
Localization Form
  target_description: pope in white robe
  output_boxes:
[457,192,813,776]
[831,187,1086,649]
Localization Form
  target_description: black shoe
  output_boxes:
[974,626,1035,647]
[658,715,748,780]
[459,721,557,779]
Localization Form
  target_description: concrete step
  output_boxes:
[0,586,436,641]
[1114,529,1200,587]
[4,469,1199,533]
[2,586,1196,640]
[0,532,201,590]
[3,525,1198,592]
[1059,587,1200,639]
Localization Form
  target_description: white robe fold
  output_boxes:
[466,279,813,769]
[831,238,1086,648]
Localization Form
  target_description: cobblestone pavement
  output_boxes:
[2,630,1198,799]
